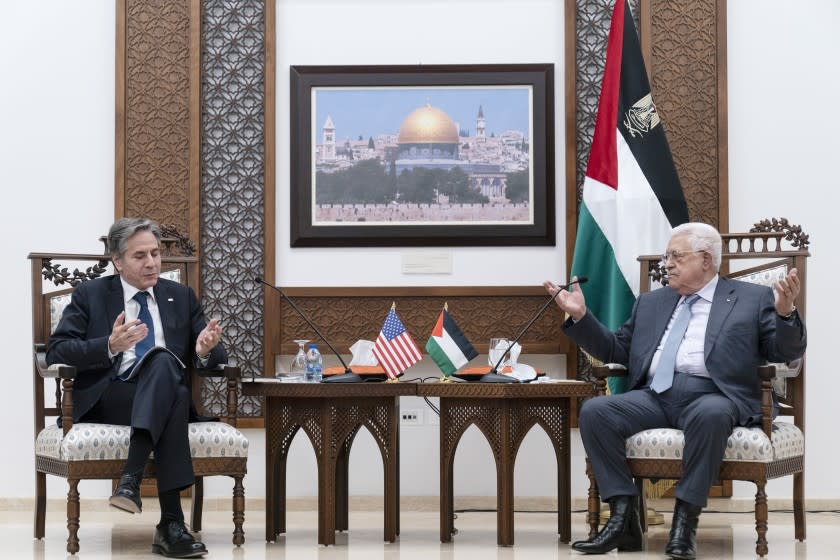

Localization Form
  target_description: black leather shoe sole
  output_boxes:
[152,543,207,558]
[667,550,696,560]
[109,494,141,514]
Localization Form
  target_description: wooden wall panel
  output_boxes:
[641,0,728,231]
[266,286,569,366]
[116,0,197,241]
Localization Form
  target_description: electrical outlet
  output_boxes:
[427,410,439,425]
[400,409,422,425]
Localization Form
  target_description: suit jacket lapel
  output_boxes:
[106,276,124,325]
[105,276,125,371]
[705,277,737,361]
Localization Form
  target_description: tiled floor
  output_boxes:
[6,506,838,559]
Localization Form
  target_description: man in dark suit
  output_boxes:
[544,222,805,560]
[48,217,225,559]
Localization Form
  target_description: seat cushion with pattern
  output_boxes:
[35,422,248,461]
[625,421,803,463]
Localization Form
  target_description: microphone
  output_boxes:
[481,276,589,383]
[255,278,363,383]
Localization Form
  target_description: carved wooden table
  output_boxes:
[241,380,416,545]
[417,380,594,546]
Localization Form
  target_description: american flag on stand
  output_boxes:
[372,306,422,379]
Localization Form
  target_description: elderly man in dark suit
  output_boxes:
[544,222,806,560]
[48,217,224,559]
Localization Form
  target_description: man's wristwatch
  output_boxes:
[778,305,797,320]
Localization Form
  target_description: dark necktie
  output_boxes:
[650,294,701,393]
[133,291,155,361]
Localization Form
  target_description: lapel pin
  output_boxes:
[168,298,174,302]
[726,298,731,302]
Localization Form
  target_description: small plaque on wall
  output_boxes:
[401,252,453,274]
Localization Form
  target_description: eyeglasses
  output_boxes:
[661,250,705,263]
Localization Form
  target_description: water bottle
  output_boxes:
[304,343,323,383]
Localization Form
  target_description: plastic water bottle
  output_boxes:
[305,343,323,383]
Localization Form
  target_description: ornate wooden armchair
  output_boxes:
[29,243,248,554]
[584,219,809,557]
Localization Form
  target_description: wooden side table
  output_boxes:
[417,381,593,546]
[242,380,416,545]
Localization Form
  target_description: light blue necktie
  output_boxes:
[650,294,701,393]
[132,291,155,361]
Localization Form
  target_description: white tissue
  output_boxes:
[491,339,522,365]
[349,340,379,366]
[509,363,538,382]
[491,340,536,381]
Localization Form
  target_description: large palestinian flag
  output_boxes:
[571,0,689,393]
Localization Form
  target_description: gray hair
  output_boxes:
[108,217,161,258]
[670,222,722,270]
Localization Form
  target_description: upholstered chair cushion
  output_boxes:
[625,421,803,463]
[36,421,248,461]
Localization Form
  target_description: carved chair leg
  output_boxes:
[794,472,806,541]
[636,478,648,533]
[585,460,600,538]
[191,477,204,532]
[232,475,245,546]
[754,480,769,557]
[35,471,46,539]
[66,478,80,554]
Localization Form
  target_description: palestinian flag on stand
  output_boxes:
[425,306,478,377]
[571,0,689,393]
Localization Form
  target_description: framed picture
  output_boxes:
[290,64,555,247]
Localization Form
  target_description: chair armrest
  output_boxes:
[757,364,776,437]
[757,364,776,381]
[34,344,77,434]
[591,364,627,396]
[195,363,241,380]
[772,358,802,378]
[34,344,76,380]
[193,364,241,426]
[592,363,628,379]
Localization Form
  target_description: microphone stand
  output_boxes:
[483,277,588,383]
[255,278,362,382]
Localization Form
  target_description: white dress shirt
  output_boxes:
[647,275,719,383]
[115,278,166,375]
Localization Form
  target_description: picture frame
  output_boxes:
[290,64,555,247]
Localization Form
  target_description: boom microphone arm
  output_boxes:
[255,277,352,374]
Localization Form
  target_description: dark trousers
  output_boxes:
[81,352,194,493]
[579,374,738,507]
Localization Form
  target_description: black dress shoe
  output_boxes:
[152,519,208,558]
[572,495,643,554]
[665,498,702,560]
[109,473,142,514]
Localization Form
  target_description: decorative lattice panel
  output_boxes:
[200,0,266,418]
